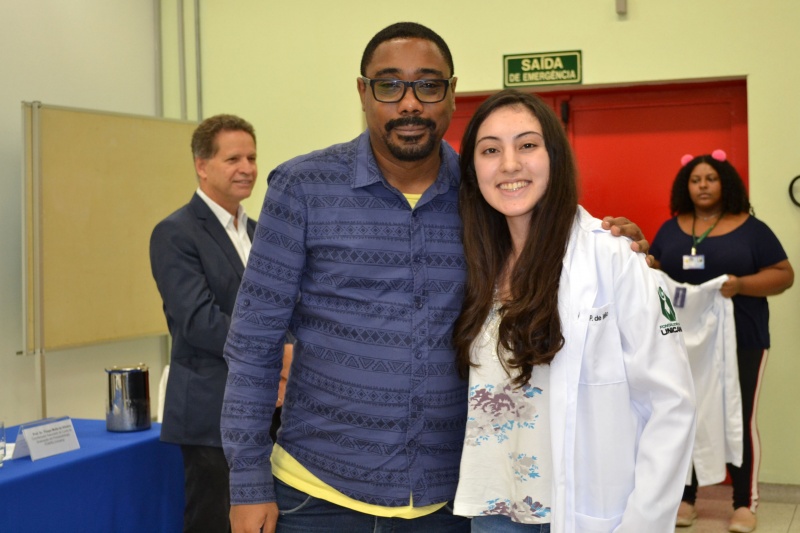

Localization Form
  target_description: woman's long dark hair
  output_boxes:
[670,155,751,216]
[454,90,578,387]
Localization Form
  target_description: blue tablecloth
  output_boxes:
[0,418,183,533]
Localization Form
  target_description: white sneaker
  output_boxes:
[728,507,756,532]
[676,501,697,527]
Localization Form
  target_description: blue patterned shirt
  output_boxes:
[222,131,468,507]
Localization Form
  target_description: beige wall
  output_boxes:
[178,1,799,484]
[0,1,165,426]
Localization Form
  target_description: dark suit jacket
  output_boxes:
[150,193,255,447]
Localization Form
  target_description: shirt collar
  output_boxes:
[196,188,247,230]
[352,130,460,194]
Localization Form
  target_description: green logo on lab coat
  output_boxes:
[658,287,677,322]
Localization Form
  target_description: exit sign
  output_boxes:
[504,51,582,87]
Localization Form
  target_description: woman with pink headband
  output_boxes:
[650,151,794,532]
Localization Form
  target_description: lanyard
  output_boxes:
[691,213,723,255]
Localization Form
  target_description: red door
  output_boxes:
[444,81,748,241]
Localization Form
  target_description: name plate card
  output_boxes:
[12,417,80,461]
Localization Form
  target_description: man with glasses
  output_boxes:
[221,22,646,533]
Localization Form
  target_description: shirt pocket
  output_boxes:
[574,511,623,533]
[578,302,626,385]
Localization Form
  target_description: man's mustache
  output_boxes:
[385,116,436,133]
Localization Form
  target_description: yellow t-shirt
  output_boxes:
[271,444,446,518]
[405,193,422,209]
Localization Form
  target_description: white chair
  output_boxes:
[157,365,169,423]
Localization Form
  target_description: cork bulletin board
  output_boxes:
[24,103,197,352]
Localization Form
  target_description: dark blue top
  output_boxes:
[650,216,787,349]
[222,131,468,507]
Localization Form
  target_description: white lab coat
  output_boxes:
[549,207,696,533]
[655,273,743,486]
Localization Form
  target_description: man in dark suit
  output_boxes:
[150,114,258,533]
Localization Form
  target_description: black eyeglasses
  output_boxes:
[360,77,455,103]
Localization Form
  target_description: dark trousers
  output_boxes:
[181,445,231,533]
[274,477,470,533]
[682,347,766,511]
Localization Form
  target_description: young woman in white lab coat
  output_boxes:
[452,90,696,533]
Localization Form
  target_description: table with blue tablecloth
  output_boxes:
[0,418,183,533]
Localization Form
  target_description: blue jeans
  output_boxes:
[274,477,471,532]
[471,515,551,533]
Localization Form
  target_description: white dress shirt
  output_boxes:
[196,188,251,265]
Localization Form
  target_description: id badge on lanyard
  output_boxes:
[686,213,722,270]
[683,253,705,270]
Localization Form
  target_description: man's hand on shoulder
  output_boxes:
[601,216,654,266]
[230,502,278,533]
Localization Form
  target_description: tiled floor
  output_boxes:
[675,483,800,533]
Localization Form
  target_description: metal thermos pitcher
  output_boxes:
[105,364,151,432]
